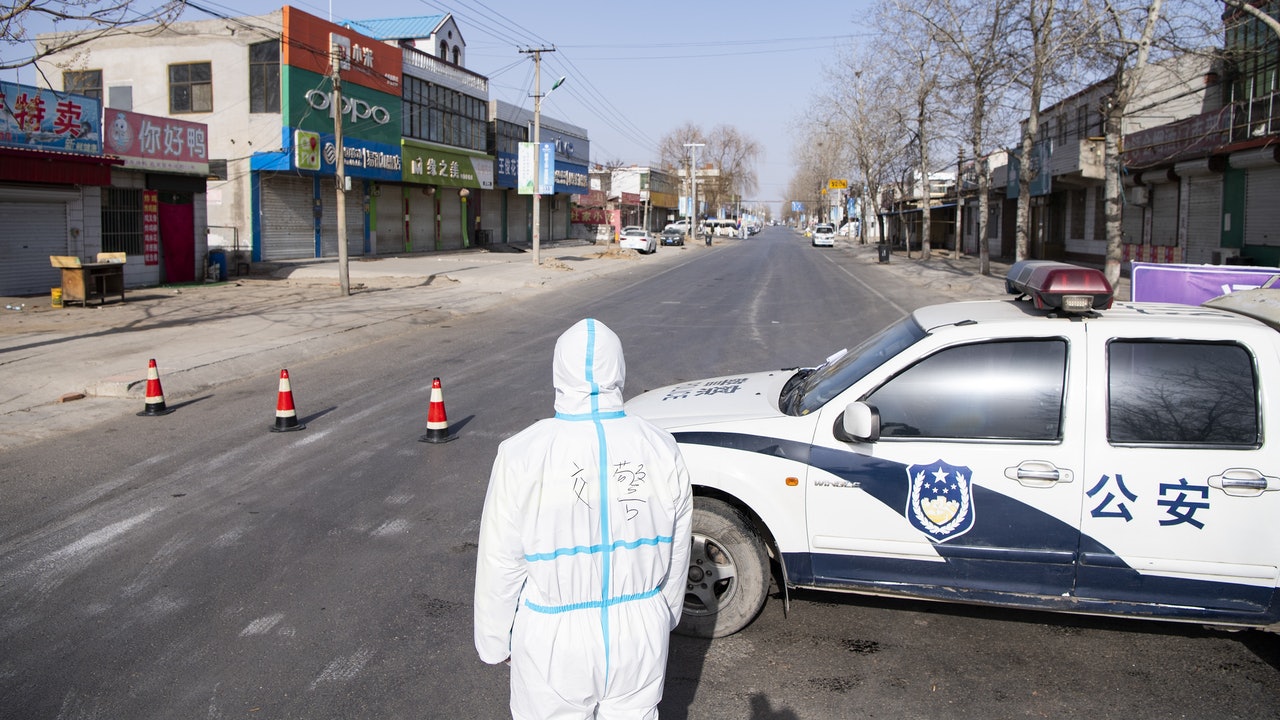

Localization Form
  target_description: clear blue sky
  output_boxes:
[2,0,879,205]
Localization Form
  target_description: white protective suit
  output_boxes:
[474,318,693,720]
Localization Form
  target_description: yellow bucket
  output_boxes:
[51,287,63,308]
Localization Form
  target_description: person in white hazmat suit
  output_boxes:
[474,318,693,720]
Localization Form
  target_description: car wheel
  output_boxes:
[678,498,770,639]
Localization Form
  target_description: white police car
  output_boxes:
[626,261,1280,638]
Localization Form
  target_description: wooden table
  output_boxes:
[60,263,125,306]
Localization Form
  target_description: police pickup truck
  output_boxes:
[625,261,1280,638]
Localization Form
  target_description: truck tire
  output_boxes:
[677,497,770,638]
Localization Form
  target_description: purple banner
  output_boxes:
[1131,262,1280,305]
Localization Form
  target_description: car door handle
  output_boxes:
[1004,461,1074,489]
[1208,468,1280,498]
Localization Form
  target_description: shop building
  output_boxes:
[490,100,589,244]
[36,6,506,263]
[1,81,208,296]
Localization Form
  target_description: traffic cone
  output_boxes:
[269,369,306,432]
[137,359,176,416]
[419,377,455,443]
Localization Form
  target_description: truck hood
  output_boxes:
[624,370,794,430]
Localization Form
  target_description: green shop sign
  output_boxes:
[402,139,494,189]
[282,66,401,146]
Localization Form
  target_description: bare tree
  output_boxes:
[1,0,184,72]
[1079,0,1222,285]
[880,0,946,260]
[702,125,761,218]
[1010,0,1063,263]
[816,50,909,244]
[909,0,1019,273]
[655,123,759,221]
[789,119,850,225]
[656,122,706,172]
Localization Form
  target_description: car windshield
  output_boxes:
[816,225,834,233]
[624,229,645,236]
[780,315,927,416]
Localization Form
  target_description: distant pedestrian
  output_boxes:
[474,318,693,720]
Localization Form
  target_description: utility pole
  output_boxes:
[520,46,556,266]
[683,142,703,242]
[955,146,964,260]
[330,35,349,296]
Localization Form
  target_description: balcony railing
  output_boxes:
[401,46,488,94]
[1231,91,1279,142]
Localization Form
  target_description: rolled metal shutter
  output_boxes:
[407,188,435,251]
[1121,192,1145,246]
[1150,182,1178,248]
[373,186,404,255]
[320,185,366,258]
[0,201,68,296]
[1184,175,1221,264]
[1245,166,1280,247]
[261,175,316,260]
[479,189,503,245]
[507,192,528,244]
[438,188,464,251]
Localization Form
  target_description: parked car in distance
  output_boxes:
[619,227,657,254]
[812,223,836,247]
[660,228,685,246]
[664,219,692,234]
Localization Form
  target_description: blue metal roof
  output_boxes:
[342,15,448,41]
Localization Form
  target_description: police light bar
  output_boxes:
[1006,260,1114,313]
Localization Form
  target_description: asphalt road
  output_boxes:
[0,227,1276,719]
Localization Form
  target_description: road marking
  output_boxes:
[310,647,375,690]
[240,613,285,636]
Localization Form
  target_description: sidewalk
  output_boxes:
[0,239,676,451]
[0,235,1126,452]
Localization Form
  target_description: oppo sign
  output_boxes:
[304,89,392,126]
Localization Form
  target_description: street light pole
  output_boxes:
[683,142,703,242]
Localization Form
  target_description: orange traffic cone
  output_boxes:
[419,377,454,443]
[137,359,176,416]
[269,369,306,432]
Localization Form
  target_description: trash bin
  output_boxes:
[208,249,228,282]
[877,244,891,264]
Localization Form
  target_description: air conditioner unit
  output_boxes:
[1128,186,1148,206]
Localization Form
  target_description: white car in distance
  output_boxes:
[619,227,657,254]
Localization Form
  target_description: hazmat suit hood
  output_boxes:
[553,318,625,416]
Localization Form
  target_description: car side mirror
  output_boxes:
[833,402,879,443]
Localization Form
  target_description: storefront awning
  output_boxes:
[0,147,122,186]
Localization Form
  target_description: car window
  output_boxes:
[787,316,927,416]
[865,339,1067,440]
[1108,340,1259,446]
